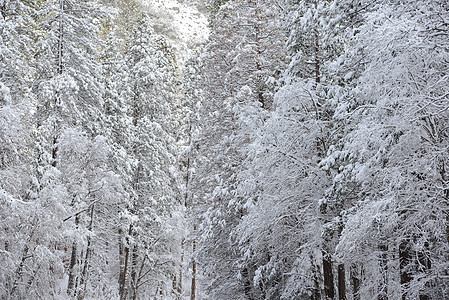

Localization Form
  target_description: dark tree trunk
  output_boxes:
[350,264,360,300]
[77,204,95,300]
[119,228,125,293]
[399,241,411,300]
[190,237,197,300]
[323,252,335,300]
[52,136,58,167]
[66,243,78,295]
[120,224,133,300]
[10,244,30,297]
[131,244,138,300]
[314,0,320,84]
[378,244,388,300]
[418,242,431,300]
[57,0,64,75]
[338,264,346,300]
[67,215,80,296]
[312,256,321,300]
[241,266,254,300]
[314,33,320,84]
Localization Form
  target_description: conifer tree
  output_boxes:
[191,0,287,298]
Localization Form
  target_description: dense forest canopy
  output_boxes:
[0,0,448,299]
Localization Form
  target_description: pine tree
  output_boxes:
[322,1,449,298]
[30,0,114,298]
[107,11,183,299]
[190,0,287,298]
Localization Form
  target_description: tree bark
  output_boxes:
[314,1,320,84]
[312,255,321,300]
[190,234,197,300]
[241,266,254,300]
[120,224,133,300]
[338,264,346,300]
[350,264,360,300]
[58,0,64,75]
[399,241,411,300]
[77,204,95,300]
[10,245,30,297]
[378,244,388,300]
[131,244,138,300]
[177,238,185,298]
[67,215,80,297]
[323,252,335,300]
[119,228,125,294]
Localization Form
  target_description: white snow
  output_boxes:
[140,0,210,60]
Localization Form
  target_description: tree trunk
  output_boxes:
[77,204,95,300]
[323,252,335,300]
[314,1,320,84]
[66,243,78,296]
[378,244,388,300]
[399,241,411,300]
[120,224,133,300]
[350,264,360,300]
[51,135,58,167]
[131,244,138,300]
[338,264,346,300]
[67,215,80,296]
[119,228,125,293]
[241,266,254,300]
[10,244,30,297]
[58,0,64,75]
[51,0,64,167]
[190,234,196,300]
[314,33,320,84]
[418,242,431,300]
[177,238,185,298]
[312,255,321,300]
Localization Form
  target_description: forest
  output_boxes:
[0,0,448,299]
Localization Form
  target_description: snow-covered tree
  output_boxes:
[321,1,449,299]
[190,0,288,298]
[103,11,184,299]
[0,0,36,106]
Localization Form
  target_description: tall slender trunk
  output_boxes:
[51,134,58,167]
[241,266,254,300]
[314,33,320,84]
[314,1,320,84]
[77,204,95,300]
[10,245,30,297]
[177,137,190,298]
[51,0,64,168]
[338,264,346,300]
[58,0,64,75]
[119,228,125,292]
[190,228,197,300]
[417,241,431,300]
[177,238,185,298]
[131,244,138,300]
[322,252,335,300]
[399,241,411,300]
[67,215,80,296]
[120,224,133,300]
[378,244,388,300]
[253,9,266,109]
[311,256,321,300]
[350,264,360,300]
